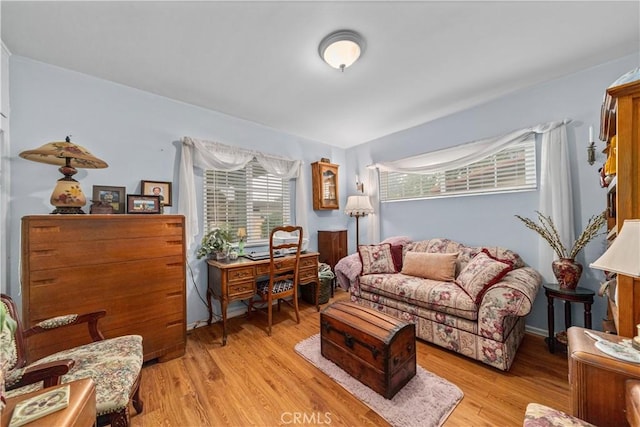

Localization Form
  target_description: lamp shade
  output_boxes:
[319,30,365,71]
[590,219,640,277]
[344,195,374,217]
[19,140,108,169]
[19,137,108,214]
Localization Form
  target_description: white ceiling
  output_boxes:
[2,1,639,148]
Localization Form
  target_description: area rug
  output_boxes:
[294,334,463,427]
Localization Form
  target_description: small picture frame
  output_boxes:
[92,185,126,214]
[141,180,172,206]
[127,194,161,214]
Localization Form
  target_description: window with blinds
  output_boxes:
[380,138,536,201]
[203,159,291,245]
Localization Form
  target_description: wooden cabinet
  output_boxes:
[318,230,347,270]
[600,80,640,337]
[311,161,339,210]
[568,327,640,426]
[21,215,186,363]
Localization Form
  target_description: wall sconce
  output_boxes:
[355,175,364,193]
[587,126,596,165]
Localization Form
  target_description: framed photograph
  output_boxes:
[92,185,126,214]
[141,180,172,206]
[127,194,161,214]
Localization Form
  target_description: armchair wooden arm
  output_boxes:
[23,310,107,342]
[7,359,75,390]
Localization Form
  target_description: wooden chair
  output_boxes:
[1,294,143,427]
[248,225,303,336]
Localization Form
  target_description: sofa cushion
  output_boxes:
[401,252,458,281]
[359,243,397,275]
[455,250,512,303]
[390,245,404,272]
[359,273,478,321]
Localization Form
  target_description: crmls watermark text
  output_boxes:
[280,412,332,424]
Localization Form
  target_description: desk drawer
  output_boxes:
[300,256,317,269]
[228,280,255,298]
[227,266,255,282]
[256,264,270,276]
[299,267,318,283]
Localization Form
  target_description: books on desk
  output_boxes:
[9,384,70,427]
[244,251,285,261]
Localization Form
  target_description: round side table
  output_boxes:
[544,283,595,353]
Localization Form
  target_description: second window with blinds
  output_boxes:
[380,137,537,202]
[203,158,292,246]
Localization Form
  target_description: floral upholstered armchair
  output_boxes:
[1,294,144,427]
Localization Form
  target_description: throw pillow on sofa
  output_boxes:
[455,250,513,303]
[400,251,458,281]
[359,243,397,275]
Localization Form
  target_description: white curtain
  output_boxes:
[537,122,574,282]
[369,120,572,276]
[367,167,380,244]
[179,136,307,250]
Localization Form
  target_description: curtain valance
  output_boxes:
[179,136,307,250]
[371,120,568,174]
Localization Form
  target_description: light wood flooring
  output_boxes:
[131,290,570,426]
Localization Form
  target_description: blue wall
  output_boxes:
[8,53,638,334]
[344,54,638,333]
[7,56,348,325]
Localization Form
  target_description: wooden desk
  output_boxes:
[568,326,640,426]
[2,378,96,427]
[207,252,320,345]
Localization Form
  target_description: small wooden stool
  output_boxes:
[320,301,416,399]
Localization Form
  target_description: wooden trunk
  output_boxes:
[320,301,416,399]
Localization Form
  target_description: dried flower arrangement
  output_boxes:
[515,211,606,259]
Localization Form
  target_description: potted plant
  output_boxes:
[515,210,606,289]
[196,227,232,260]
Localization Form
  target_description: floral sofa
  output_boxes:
[335,237,542,371]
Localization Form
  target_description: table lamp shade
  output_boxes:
[19,140,108,169]
[590,219,640,277]
[19,137,108,214]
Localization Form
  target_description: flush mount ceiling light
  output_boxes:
[318,30,365,72]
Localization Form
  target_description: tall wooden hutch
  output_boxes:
[602,79,640,338]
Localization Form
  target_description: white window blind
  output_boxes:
[204,158,291,244]
[380,138,536,201]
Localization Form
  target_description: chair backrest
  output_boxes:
[1,294,27,371]
[269,226,303,292]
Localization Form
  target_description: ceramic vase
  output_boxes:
[552,258,583,290]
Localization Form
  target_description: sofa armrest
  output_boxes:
[478,267,542,339]
[335,253,362,293]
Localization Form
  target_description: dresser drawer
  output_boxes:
[228,280,255,298]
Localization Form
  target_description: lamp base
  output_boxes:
[51,206,85,214]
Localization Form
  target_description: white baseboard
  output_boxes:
[187,305,248,331]
[525,325,546,337]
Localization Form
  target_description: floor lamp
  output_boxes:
[345,195,374,248]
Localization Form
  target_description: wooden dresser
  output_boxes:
[21,215,186,362]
